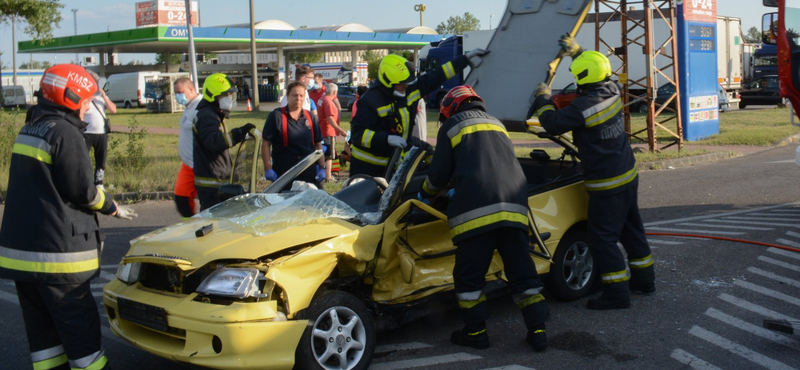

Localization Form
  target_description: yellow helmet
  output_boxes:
[570,51,612,85]
[378,54,416,88]
[202,73,238,103]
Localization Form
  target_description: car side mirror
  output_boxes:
[762,13,778,45]
[218,184,246,202]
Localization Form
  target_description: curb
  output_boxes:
[638,151,736,171]
[113,191,174,203]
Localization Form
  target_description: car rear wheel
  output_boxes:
[637,104,649,114]
[295,291,376,370]
[124,101,132,109]
[739,101,747,109]
[545,226,595,301]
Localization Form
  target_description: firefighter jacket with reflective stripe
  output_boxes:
[349,55,469,172]
[422,106,530,243]
[532,81,637,195]
[0,103,117,284]
[193,100,248,191]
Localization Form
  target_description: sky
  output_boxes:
[0,0,777,68]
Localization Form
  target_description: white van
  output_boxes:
[104,71,160,108]
[2,85,26,107]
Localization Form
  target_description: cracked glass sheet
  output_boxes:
[195,190,360,236]
[361,147,421,225]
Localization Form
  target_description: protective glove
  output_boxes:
[114,205,138,220]
[264,169,278,181]
[446,188,455,198]
[315,167,327,182]
[534,83,552,98]
[558,33,582,58]
[239,123,256,134]
[387,135,408,149]
[466,48,490,60]
[417,192,431,205]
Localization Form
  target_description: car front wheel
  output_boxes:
[295,290,376,370]
[545,226,596,301]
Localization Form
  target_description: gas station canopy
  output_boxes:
[18,25,445,55]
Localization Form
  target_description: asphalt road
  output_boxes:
[2,144,800,370]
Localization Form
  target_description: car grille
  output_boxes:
[139,263,205,295]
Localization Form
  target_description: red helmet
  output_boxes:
[438,85,483,123]
[40,64,98,111]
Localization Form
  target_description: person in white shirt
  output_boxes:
[281,65,318,122]
[84,71,116,190]
[172,77,203,217]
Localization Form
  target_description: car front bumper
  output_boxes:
[103,279,307,370]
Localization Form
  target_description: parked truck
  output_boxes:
[752,44,778,80]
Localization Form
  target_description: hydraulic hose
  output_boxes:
[645,232,800,254]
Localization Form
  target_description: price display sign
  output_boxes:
[136,1,198,27]
[677,0,719,140]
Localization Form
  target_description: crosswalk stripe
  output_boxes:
[734,280,800,307]
[369,352,481,370]
[643,202,800,227]
[747,267,800,289]
[676,222,773,231]
[670,348,723,370]
[758,256,800,273]
[776,239,800,249]
[479,366,536,370]
[769,209,800,213]
[375,342,433,354]
[718,293,797,322]
[787,231,800,238]
[647,227,745,236]
[704,219,800,228]
[725,216,800,222]
[647,239,685,245]
[750,212,800,217]
[768,247,800,261]
[688,326,797,370]
[705,308,800,350]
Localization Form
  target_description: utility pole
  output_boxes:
[72,9,78,64]
[185,0,198,91]
[12,15,17,85]
[490,15,494,30]
[414,4,426,27]
[249,0,260,111]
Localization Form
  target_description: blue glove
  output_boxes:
[417,192,431,205]
[315,167,327,182]
[446,188,455,198]
[264,169,277,181]
[322,144,328,153]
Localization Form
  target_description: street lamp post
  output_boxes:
[184,0,198,91]
[72,9,78,64]
[490,15,494,30]
[249,0,259,111]
[414,4,426,27]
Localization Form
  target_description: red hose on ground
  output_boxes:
[646,232,800,254]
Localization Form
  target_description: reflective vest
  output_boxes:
[422,107,530,243]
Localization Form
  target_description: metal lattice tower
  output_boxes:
[595,0,683,151]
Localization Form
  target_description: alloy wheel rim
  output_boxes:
[561,241,593,290]
[311,306,367,370]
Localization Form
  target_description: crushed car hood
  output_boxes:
[125,190,364,268]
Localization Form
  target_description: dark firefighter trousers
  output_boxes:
[587,179,655,298]
[15,280,106,370]
[453,227,550,333]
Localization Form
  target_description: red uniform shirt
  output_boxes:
[318,95,339,138]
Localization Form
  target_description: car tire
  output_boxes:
[295,290,376,370]
[544,225,595,301]
[637,104,649,114]
[739,101,747,109]
[124,101,132,109]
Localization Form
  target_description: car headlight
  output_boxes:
[116,263,144,284]
[196,268,262,299]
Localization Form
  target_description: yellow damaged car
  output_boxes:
[103,130,592,370]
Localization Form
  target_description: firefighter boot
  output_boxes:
[630,265,656,295]
[450,326,490,349]
[587,281,631,310]
[451,294,490,349]
[526,323,547,352]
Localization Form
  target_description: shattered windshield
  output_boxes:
[195,190,360,236]
[361,147,421,225]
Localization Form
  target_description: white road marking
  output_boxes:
[725,216,800,222]
[776,239,800,249]
[0,290,19,305]
[670,348,723,370]
[369,352,482,370]
[765,160,796,164]
[647,227,745,236]
[677,223,773,231]
[705,308,800,350]
[643,202,800,227]
[747,267,800,289]
[770,209,800,213]
[688,326,797,370]
[703,219,800,228]
[101,265,119,269]
[100,271,116,281]
[92,291,104,298]
[768,247,800,261]
[375,342,433,354]
[718,293,797,322]
[750,212,800,216]
[479,366,536,370]
[786,231,800,239]
[734,280,800,307]
[647,239,685,245]
[758,256,800,273]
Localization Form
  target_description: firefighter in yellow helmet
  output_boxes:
[529,35,655,310]
[193,73,256,210]
[349,48,489,178]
